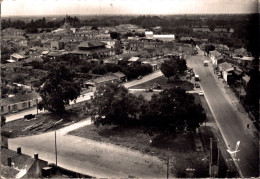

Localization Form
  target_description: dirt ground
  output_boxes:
[69,124,211,177]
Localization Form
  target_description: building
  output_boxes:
[209,50,223,66]
[8,53,26,63]
[145,31,154,39]
[1,147,48,178]
[2,28,25,37]
[128,56,139,66]
[218,62,234,83]
[51,41,65,50]
[85,73,125,92]
[69,40,112,60]
[153,34,175,42]
[1,92,41,115]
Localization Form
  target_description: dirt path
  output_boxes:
[8,117,168,178]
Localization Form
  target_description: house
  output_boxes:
[153,34,175,42]
[1,147,48,178]
[42,39,52,49]
[85,74,119,92]
[145,31,154,39]
[1,92,41,115]
[209,50,223,66]
[218,62,234,83]
[128,56,139,66]
[112,72,127,82]
[2,28,25,37]
[51,41,65,50]
[68,40,112,60]
[9,53,26,62]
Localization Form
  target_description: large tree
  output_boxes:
[38,65,81,113]
[141,88,206,135]
[89,82,146,126]
[160,57,187,80]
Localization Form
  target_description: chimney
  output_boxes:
[34,153,38,160]
[17,147,21,154]
[7,157,12,167]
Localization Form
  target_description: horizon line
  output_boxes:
[2,12,258,18]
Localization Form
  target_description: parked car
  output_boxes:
[146,88,153,92]
[24,114,35,120]
[137,76,142,80]
[198,91,204,96]
[195,83,200,88]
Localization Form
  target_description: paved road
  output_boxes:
[123,70,163,89]
[8,118,167,178]
[187,49,259,177]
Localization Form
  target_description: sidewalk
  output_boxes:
[206,57,258,139]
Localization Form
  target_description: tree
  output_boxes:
[1,115,6,127]
[89,82,146,126]
[141,88,206,135]
[160,57,187,80]
[110,32,120,39]
[37,65,81,113]
[244,68,259,119]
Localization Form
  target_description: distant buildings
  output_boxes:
[2,28,25,37]
[68,40,113,60]
[145,31,175,42]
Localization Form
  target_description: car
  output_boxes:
[146,88,153,92]
[198,91,204,96]
[24,114,35,120]
[137,76,142,80]
[195,83,200,88]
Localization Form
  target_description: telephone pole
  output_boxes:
[55,130,57,167]
[167,148,170,178]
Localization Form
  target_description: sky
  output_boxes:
[1,0,258,16]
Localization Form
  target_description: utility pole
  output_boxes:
[167,148,170,179]
[36,98,38,115]
[209,138,219,178]
[55,130,57,167]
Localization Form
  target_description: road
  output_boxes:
[187,49,259,177]
[5,92,94,122]
[123,70,163,88]
[8,118,167,178]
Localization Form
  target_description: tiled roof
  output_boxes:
[112,72,126,78]
[1,92,40,106]
[69,48,111,55]
[1,164,20,178]
[219,62,234,72]
[1,148,35,171]
[11,53,25,59]
[79,40,106,48]
[91,75,118,84]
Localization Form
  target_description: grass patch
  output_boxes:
[69,124,210,177]
[130,76,194,91]
[2,106,88,138]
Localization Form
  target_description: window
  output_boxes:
[22,102,27,108]
[12,105,17,110]
[1,106,4,112]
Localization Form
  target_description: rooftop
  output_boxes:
[79,40,106,48]
[1,92,40,106]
